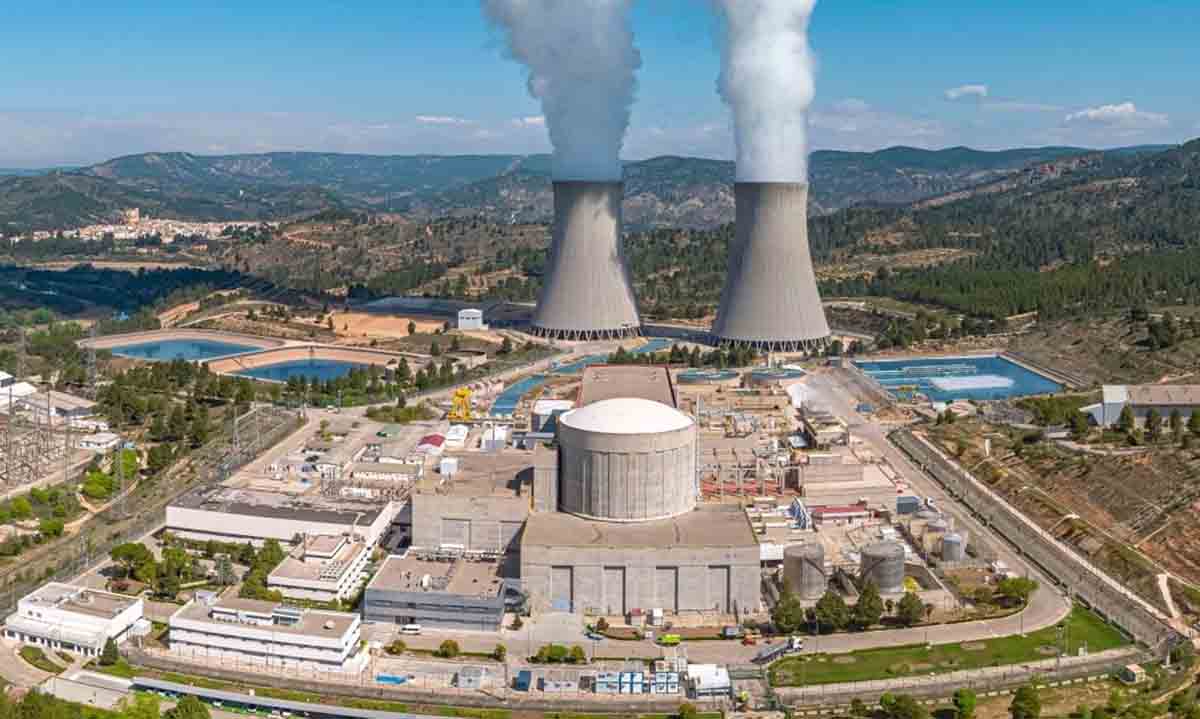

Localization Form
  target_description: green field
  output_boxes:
[19,645,65,674]
[771,605,1128,686]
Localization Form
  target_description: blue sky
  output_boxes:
[2,0,1197,167]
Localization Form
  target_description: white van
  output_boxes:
[400,624,422,635]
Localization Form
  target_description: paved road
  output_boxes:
[0,639,55,688]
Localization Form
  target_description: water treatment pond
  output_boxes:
[854,355,1061,402]
[109,339,261,362]
[235,359,367,383]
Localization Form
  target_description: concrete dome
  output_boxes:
[560,398,692,435]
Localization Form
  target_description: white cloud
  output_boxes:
[414,115,472,126]
[1064,102,1169,129]
[830,98,871,114]
[509,115,545,129]
[945,84,989,101]
[984,101,1062,113]
[808,101,944,148]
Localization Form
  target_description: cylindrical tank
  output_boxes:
[712,183,830,352]
[860,542,905,594]
[783,543,826,599]
[941,533,966,562]
[557,398,697,522]
[531,181,641,340]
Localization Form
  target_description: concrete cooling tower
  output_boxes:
[713,183,830,352]
[531,181,641,340]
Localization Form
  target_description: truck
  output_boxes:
[752,636,804,664]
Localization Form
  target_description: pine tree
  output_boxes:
[100,637,120,666]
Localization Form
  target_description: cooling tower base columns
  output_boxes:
[528,325,641,342]
[531,181,642,340]
[712,182,830,351]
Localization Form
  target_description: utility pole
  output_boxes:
[15,326,25,379]
[86,324,98,396]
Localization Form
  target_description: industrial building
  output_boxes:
[167,590,366,673]
[457,308,486,331]
[530,182,641,340]
[362,552,515,631]
[1084,385,1200,427]
[577,364,677,408]
[712,182,830,352]
[3,583,144,657]
[166,487,397,548]
[408,453,531,555]
[267,535,372,603]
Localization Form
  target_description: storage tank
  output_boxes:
[783,543,826,599]
[941,533,966,562]
[557,398,697,521]
[860,541,905,593]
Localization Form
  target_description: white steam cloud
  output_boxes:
[483,0,640,181]
[716,0,818,182]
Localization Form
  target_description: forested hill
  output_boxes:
[817,138,1200,319]
[1,145,1107,233]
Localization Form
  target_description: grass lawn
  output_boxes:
[19,645,65,674]
[771,605,1128,686]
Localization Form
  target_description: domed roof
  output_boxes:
[559,398,693,435]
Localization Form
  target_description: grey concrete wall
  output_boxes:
[363,587,504,631]
[557,425,697,521]
[411,493,529,553]
[521,543,760,616]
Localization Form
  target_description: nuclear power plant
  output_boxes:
[530,181,642,340]
[712,182,830,352]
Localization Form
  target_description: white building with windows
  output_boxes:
[267,535,372,603]
[3,583,144,657]
[167,590,366,673]
[79,432,122,452]
[1083,385,1200,427]
[457,308,486,331]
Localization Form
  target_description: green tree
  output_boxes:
[569,645,587,663]
[1118,405,1136,433]
[677,703,700,719]
[954,688,978,719]
[493,643,507,661]
[407,320,416,336]
[1071,411,1090,439]
[436,639,460,658]
[1147,409,1163,442]
[38,518,64,537]
[11,496,32,520]
[100,637,120,666]
[1189,410,1200,436]
[386,639,406,655]
[814,589,850,632]
[121,692,162,719]
[215,556,237,586]
[1010,685,1042,719]
[853,580,885,629]
[499,336,513,354]
[430,340,442,357]
[996,576,1038,606]
[772,585,806,634]
[111,542,153,579]
[896,592,925,626]
[1170,409,1185,442]
[165,695,212,719]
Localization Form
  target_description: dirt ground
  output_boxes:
[974,680,1119,719]
[323,312,444,340]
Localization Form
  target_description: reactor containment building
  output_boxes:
[530,181,641,341]
[712,182,830,352]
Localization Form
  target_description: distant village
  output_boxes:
[10,207,273,244]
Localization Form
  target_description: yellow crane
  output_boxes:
[449,387,474,422]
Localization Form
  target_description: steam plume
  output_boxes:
[716,0,818,182]
[484,0,640,181]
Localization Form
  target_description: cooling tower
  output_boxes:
[531,181,641,340]
[713,183,830,352]
[783,542,826,599]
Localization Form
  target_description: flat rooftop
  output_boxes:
[270,540,366,584]
[172,487,386,525]
[368,553,506,598]
[174,592,357,638]
[523,504,756,549]
[577,365,677,408]
[1125,384,1200,406]
[413,452,531,498]
[24,583,137,620]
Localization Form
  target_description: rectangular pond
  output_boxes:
[109,338,262,362]
[853,354,1061,402]
[235,359,368,383]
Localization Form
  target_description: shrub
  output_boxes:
[435,640,460,658]
[385,640,406,655]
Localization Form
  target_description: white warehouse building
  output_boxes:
[1084,385,1200,427]
[457,308,486,331]
[3,583,144,657]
